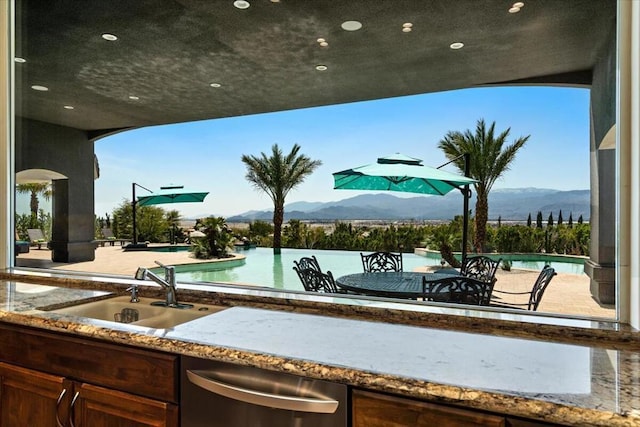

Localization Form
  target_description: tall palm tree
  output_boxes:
[241,144,322,254]
[16,183,52,218]
[438,119,529,253]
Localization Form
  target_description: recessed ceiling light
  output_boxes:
[209,83,222,88]
[341,21,363,31]
[449,42,464,50]
[101,33,118,41]
[402,27,412,33]
[14,57,26,63]
[270,0,280,2]
[315,65,328,71]
[233,0,250,9]
[31,85,49,91]
[128,95,139,100]
[317,38,326,43]
[402,23,413,28]
[319,41,329,47]
[513,2,524,7]
[508,6,521,13]
[63,105,74,110]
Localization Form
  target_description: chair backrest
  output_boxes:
[361,251,403,272]
[293,266,339,293]
[27,228,46,242]
[293,255,322,272]
[422,275,494,306]
[102,228,115,238]
[460,256,501,283]
[528,266,557,311]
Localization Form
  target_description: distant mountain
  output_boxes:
[226,188,590,222]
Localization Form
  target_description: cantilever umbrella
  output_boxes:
[333,153,477,261]
[130,184,209,246]
[137,185,209,206]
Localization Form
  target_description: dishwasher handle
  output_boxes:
[186,370,340,414]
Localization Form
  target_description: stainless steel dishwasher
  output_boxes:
[181,357,348,427]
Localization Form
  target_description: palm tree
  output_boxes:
[241,144,322,254]
[438,119,529,253]
[16,183,52,218]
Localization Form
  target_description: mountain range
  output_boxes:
[226,188,590,222]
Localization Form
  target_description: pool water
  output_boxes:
[176,248,585,291]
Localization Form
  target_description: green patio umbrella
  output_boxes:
[137,185,209,206]
[130,184,209,246]
[333,153,477,261]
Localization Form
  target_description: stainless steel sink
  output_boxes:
[50,296,226,328]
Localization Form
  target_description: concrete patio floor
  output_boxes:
[15,245,616,319]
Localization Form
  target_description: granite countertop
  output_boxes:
[0,279,638,426]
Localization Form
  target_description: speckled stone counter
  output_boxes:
[0,277,639,426]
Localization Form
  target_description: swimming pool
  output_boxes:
[176,248,586,291]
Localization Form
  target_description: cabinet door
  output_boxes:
[72,382,178,427]
[353,389,505,427]
[0,362,72,427]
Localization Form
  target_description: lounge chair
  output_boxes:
[15,231,29,254]
[96,228,132,246]
[27,229,48,249]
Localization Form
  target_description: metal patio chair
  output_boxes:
[460,255,501,284]
[293,255,323,272]
[422,275,495,306]
[490,266,557,311]
[360,251,403,272]
[293,266,340,293]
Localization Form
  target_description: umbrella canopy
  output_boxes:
[333,153,477,262]
[137,185,209,206]
[333,153,476,195]
[129,184,209,247]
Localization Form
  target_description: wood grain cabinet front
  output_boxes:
[72,383,178,427]
[0,323,179,427]
[0,362,71,427]
[353,389,506,427]
[0,362,178,427]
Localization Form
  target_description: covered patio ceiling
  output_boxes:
[15,0,615,138]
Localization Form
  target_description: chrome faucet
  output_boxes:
[135,261,182,308]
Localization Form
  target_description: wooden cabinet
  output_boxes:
[353,389,506,427]
[0,323,178,427]
[72,383,178,427]
[353,390,561,427]
[0,362,71,427]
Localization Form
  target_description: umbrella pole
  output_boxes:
[132,183,138,245]
[461,153,470,265]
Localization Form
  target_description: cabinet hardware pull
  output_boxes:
[55,389,66,427]
[69,391,80,427]
[186,370,339,414]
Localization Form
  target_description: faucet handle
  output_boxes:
[154,260,167,268]
[126,284,140,303]
[134,267,147,280]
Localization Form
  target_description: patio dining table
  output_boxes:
[335,271,461,299]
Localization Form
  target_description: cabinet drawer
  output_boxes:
[353,389,506,427]
[0,323,177,402]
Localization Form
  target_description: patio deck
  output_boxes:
[15,246,615,319]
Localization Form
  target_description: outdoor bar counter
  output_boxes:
[0,270,639,427]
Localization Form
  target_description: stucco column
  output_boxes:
[15,119,96,263]
[586,15,618,305]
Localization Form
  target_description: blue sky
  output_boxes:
[86,86,589,218]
